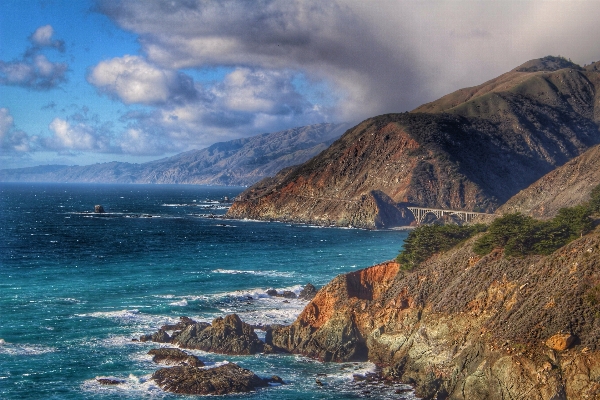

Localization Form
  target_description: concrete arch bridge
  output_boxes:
[407,207,489,224]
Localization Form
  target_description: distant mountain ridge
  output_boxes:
[227,56,600,228]
[0,123,350,186]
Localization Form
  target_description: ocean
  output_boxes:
[0,183,415,399]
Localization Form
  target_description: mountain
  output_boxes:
[496,143,600,219]
[227,57,600,228]
[0,123,349,186]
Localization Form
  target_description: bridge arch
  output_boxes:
[406,207,489,225]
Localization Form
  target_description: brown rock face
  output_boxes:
[497,143,600,219]
[270,230,600,399]
[228,59,600,228]
[151,363,268,395]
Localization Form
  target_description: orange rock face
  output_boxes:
[545,333,576,351]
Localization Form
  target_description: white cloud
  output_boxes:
[117,127,176,155]
[0,108,33,153]
[0,26,67,90]
[46,118,109,151]
[97,0,600,119]
[29,25,62,49]
[87,55,197,105]
[0,108,14,140]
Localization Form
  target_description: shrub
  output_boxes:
[588,183,600,214]
[396,224,486,271]
[474,205,594,257]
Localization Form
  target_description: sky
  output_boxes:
[2,0,600,169]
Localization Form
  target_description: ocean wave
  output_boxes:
[0,339,56,356]
[81,374,164,396]
[77,309,141,321]
[169,299,188,307]
[211,268,295,278]
[76,309,179,329]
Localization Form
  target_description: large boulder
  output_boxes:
[151,363,268,395]
[299,283,318,300]
[147,348,204,367]
[174,314,264,355]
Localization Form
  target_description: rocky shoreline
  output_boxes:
[99,226,600,398]
[137,230,599,398]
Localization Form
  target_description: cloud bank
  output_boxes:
[0,25,68,90]
[5,1,600,165]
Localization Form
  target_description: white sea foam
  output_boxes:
[212,268,295,278]
[82,374,164,396]
[169,299,188,307]
[77,309,141,321]
[149,284,308,326]
[76,309,179,330]
[0,340,56,356]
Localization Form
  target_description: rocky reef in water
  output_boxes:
[268,230,600,399]
[140,313,267,355]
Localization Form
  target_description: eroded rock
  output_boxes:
[174,314,264,355]
[151,363,268,395]
[147,348,204,367]
[299,283,318,300]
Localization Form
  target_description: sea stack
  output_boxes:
[94,205,105,213]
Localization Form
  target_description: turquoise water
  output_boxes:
[0,183,414,399]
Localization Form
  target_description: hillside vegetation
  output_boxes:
[396,183,600,271]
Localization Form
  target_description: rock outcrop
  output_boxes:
[269,229,600,399]
[228,57,600,228]
[147,348,204,367]
[142,314,264,355]
[151,363,269,395]
[299,283,318,300]
[175,314,264,355]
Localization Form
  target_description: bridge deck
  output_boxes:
[407,206,489,224]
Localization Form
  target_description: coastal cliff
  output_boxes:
[270,230,600,399]
[227,57,600,228]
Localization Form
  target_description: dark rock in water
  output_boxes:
[97,378,124,385]
[139,334,152,342]
[315,379,324,386]
[299,283,318,300]
[160,316,197,331]
[266,288,297,298]
[174,314,264,355]
[151,363,268,395]
[140,329,172,343]
[152,329,171,343]
[94,205,105,213]
[148,348,204,367]
[267,375,285,385]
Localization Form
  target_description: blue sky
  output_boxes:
[2,0,600,169]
